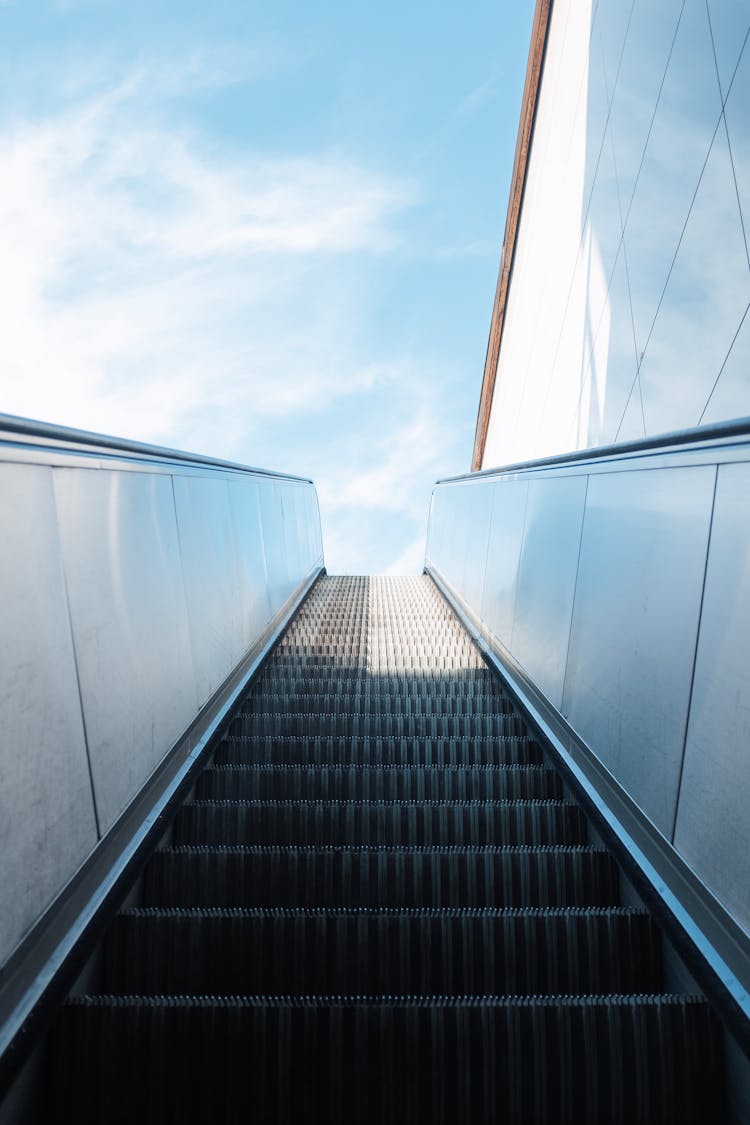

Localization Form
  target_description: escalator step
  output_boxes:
[36,575,727,1122]
[48,994,723,1125]
[215,734,543,767]
[250,675,506,697]
[230,712,527,737]
[243,693,516,716]
[172,799,587,846]
[196,763,562,801]
[142,845,620,909]
[102,906,661,995]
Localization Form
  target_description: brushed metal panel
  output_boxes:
[295,482,324,572]
[281,483,305,589]
[439,479,494,620]
[510,475,588,708]
[425,479,493,618]
[172,474,243,709]
[481,479,529,649]
[53,468,196,833]
[675,462,750,934]
[562,465,715,835]
[0,464,97,964]
[227,477,271,646]
[259,480,292,616]
[424,486,451,576]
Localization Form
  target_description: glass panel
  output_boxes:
[585,124,625,308]
[622,0,723,358]
[638,122,750,435]
[608,0,684,220]
[593,0,636,100]
[700,302,750,426]
[613,372,646,441]
[723,35,750,263]
[582,10,617,214]
[705,0,750,101]
[586,242,639,445]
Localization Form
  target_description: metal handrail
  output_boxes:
[0,412,312,482]
[440,416,750,484]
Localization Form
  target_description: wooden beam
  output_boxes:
[471,0,554,471]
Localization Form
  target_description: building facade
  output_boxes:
[475,0,750,470]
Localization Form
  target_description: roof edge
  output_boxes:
[471,0,554,472]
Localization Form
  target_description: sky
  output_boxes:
[0,0,534,574]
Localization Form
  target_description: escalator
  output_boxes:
[43,575,724,1122]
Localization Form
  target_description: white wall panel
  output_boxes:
[54,469,196,833]
[483,0,594,467]
[0,465,97,963]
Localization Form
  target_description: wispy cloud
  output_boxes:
[454,76,499,120]
[0,73,414,446]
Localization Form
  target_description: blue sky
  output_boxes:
[0,0,533,573]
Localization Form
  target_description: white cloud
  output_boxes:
[0,80,414,441]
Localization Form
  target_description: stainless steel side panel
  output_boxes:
[425,478,494,626]
[427,435,750,945]
[675,462,750,934]
[0,465,97,960]
[53,469,196,834]
[562,466,715,835]
[0,422,323,970]
[172,474,244,709]
[227,477,271,648]
[281,483,306,599]
[511,475,588,708]
[481,479,529,650]
[260,480,293,617]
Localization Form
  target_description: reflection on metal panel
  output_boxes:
[675,462,750,934]
[0,465,97,962]
[425,479,493,627]
[53,469,196,834]
[562,466,715,835]
[481,480,528,648]
[172,475,242,707]
[227,477,271,648]
[260,481,290,618]
[0,426,322,969]
[427,438,750,941]
[511,475,587,708]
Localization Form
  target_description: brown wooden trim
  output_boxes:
[471,0,554,471]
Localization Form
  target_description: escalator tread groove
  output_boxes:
[44,574,725,1123]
